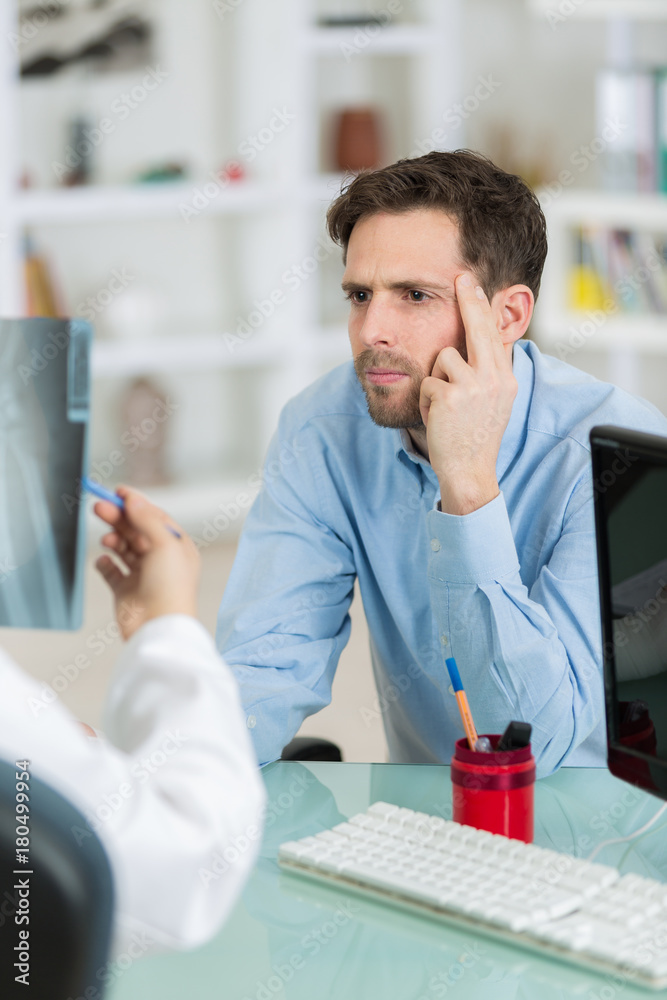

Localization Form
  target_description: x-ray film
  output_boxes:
[0,319,91,630]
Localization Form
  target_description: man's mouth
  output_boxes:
[365,368,409,385]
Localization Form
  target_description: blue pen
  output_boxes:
[445,656,479,751]
[82,477,182,539]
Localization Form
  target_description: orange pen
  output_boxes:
[445,657,479,750]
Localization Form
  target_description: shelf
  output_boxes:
[301,24,438,54]
[84,477,261,540]
[91,328,351,378]
[528,0,667,18]
[8,175,361,225]
[10,180,284,225]
[537,315,667,353]
[91,333,287,378]
[538,190,667,227]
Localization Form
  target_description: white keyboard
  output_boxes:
[278,801,667,990]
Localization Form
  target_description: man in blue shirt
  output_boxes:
[217,150,667,776]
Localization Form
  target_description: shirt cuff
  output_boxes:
[427,492,520,585]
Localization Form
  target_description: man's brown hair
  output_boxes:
[326,149,548,300]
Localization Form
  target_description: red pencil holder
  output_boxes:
[451,736,536,843]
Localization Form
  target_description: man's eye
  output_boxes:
[346,290,369,303]
[408,290,428,302]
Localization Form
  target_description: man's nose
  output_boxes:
[358,299,397,349]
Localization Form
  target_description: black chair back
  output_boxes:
[0,757,114,999]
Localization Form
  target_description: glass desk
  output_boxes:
[109,761,667,999]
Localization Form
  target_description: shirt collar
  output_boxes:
[392,340,535,484]
[395,428,430,465]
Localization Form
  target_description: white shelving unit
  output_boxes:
[537,190,667,344]
[528,0,667,19]
[0,0,461,535]
[530,1,667,400]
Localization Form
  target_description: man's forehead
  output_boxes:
[343,209,462,290]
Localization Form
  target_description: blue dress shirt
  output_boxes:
[217,340,667,776]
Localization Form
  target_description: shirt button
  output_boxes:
[440,634,448,646]
[247,715,256,729]
[430,538,441,552]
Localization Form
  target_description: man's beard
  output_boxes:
[353,349,427,429]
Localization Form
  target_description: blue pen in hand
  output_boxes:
[82,477,182,538]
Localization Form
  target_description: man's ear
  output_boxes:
[491,284,534,346]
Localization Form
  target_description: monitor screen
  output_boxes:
[592,424,667,799]
[0,318,91,630]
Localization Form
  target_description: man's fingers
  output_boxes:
[455,273,506,370]
[419,374,453,427]
[429,344,471,383]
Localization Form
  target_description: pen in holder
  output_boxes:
[451,736,536,843]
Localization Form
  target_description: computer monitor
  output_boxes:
[0,318,91,630]
[591,424,667,800]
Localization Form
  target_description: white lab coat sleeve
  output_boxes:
[0,615,265,957]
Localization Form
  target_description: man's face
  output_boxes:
[343,208,469,429]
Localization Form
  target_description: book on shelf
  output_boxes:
[24,238,65,318]
[568,226,667,315]
[596,68,667,194]
[658,68,667,195]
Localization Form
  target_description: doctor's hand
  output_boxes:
[419,273,518,516]
[93,487,200,640]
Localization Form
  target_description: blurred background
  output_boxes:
[1,0,667,761]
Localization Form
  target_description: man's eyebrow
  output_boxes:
[386,280,454,294]
[340,278,455,293]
